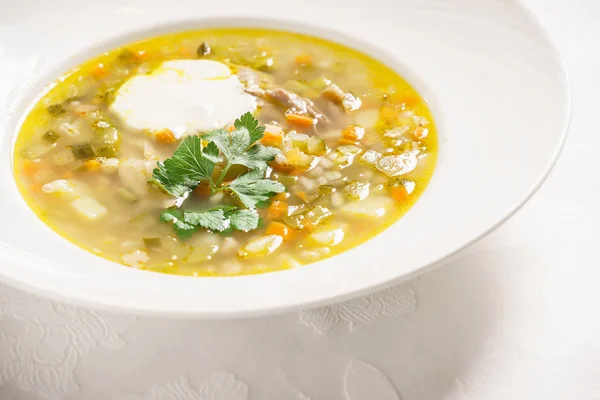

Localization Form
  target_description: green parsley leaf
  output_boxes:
[202,115,278,170]
[183,209,229,232]
[229,209,259,232]
[153,113,286,238]
[235,111,265,143]
[150,137,220,200]
[160,209,197,239]
[227,170,285,209]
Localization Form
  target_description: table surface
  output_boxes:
[1,0,598,399]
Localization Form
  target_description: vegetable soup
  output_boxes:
[13,29,437,276]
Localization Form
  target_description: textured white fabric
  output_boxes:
[1,0,598,399]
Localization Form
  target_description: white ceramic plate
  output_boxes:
[0,0,569,317]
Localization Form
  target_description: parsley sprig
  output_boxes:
[150,113,285,238]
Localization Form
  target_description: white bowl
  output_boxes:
[0,0,569,317]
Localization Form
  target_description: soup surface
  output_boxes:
[14,29,437,276]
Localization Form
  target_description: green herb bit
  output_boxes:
[197,42,211,57]
[160,207,260,239]
[143,237,162,249]
[42,130,60,143]
[70,143,95,160]
[47,104,66,117]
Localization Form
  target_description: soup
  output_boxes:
[13,29,437,276]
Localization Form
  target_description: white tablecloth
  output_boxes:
[1,0,598,399]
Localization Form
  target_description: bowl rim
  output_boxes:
[0,5,571,318]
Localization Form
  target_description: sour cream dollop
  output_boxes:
[110,59,257,137]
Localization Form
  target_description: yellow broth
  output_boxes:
[13,28,437,276]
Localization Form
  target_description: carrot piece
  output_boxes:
[156,128,176,144]
[273,192,290,201]
[266,221,294,241]
[412,127,429,140]
[380,105,398,122]
[22,160,41,176]
[84,159,101,172]
[91,63,107,79]
[267,200,288,219]
[133,50,149,61]
[295,53,313,66]
[400,95,420,108]
[260,124,283,147]
[341,125,365,142]
[296,191,309,203]
[285,113,315,130]
[390,185,409,203]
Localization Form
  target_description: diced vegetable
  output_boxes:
[412,127,429,140]
[93,145,118,158]
[143,237,162,249]
[390,179,416,203]
[42,179,78,199]
[47,104,66,116]
[376,152,418,177]
[340,196,393,219]
[343,181,370,201]
[354,109,379,129]
[156,128,176,143]
[71,196,107,220]
[295,53,313,66]
[308,226,345,246]
[288,133,309,152]
[121,250,149,269]
[283,205,331,230]
[23,142,56,159]
[341,125,365,143]
[306,136,327,156]
[359,149,382,167]
[238,235,283,258]
[43,130,60,143]
[70,143,94,160]
[274,148,314,172]
[84,159,101,172]
[117,187,139,203]
[266,221,294,241]
[267,200,288,219]
[260,124,283,147]
[22,160,41,176]
[286,113,315,129]
[91,63,107,79]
